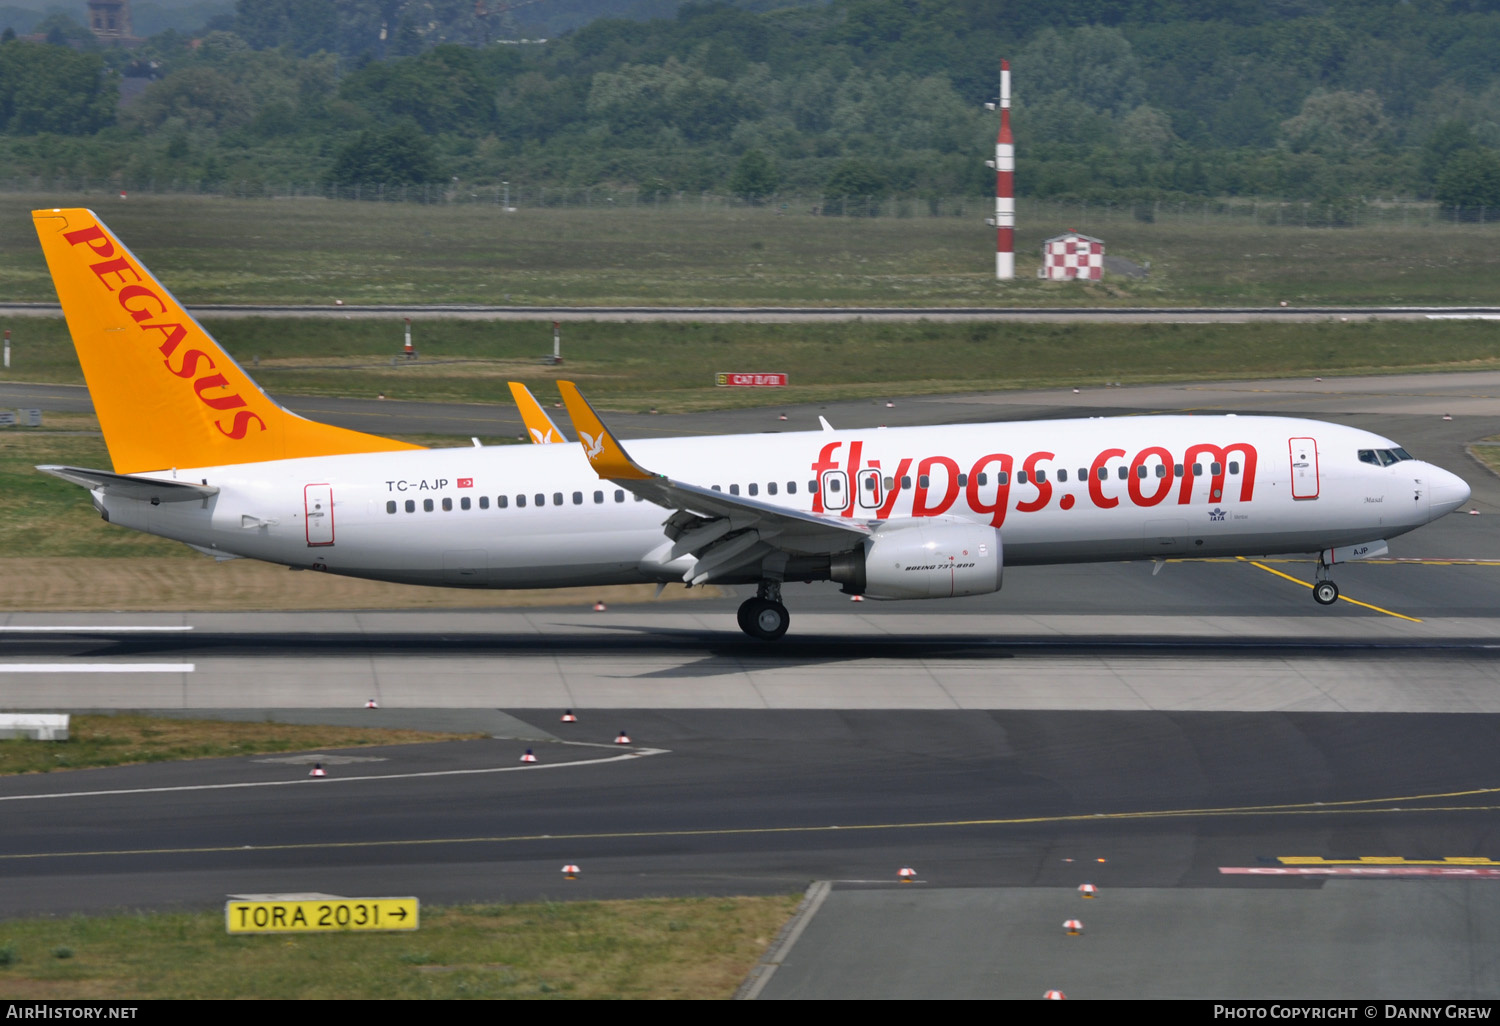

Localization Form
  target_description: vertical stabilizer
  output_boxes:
[33,208,422,474]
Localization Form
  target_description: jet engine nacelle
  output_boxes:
[830,519,1003,600]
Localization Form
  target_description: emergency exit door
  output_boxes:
[1289,438,1320,500]
[304,484,335,546]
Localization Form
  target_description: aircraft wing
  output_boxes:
[37,465,219,503]
[507,382,569,443]
[556,381,869,586]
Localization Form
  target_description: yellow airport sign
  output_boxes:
[226,897,419,934]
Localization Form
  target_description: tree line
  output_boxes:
[1,0,1499,213]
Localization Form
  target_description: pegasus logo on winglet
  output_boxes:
[580,431,605,460]
[530,426,563,444]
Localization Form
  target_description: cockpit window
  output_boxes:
[1361,447,1415,466]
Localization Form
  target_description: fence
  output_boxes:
[1,177,1491,228]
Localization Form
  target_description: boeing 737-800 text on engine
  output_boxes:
[32,209,1471,639]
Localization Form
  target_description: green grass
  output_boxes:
[0,895,802,999]
[5,192,1500,306]
[6,315,1500,412]
[1473,440,1500,476]
[0,714,482,775]
[0,419,190,558]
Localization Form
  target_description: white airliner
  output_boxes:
[32,208,1471,639]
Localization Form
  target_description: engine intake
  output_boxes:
[830,520,1003,599]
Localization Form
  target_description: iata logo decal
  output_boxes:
[63,223,266,440]
[1209,508,1226,521]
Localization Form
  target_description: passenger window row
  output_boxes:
[383,460,1246,516]
[386,489,638,514]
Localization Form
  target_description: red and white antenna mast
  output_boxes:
[995,59,1014,280]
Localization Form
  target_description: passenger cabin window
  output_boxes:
[517,495,526,508]
[423,499,434,512]
[1228,462,1239,475]
[535,493,545,506]
[978,473,988,486]
[768,482,778,495]
[1016,471,1028,484]
[748,483,758,496]
[788,481,797,494]
[479,496,489,509]
[496,495,507,508]
[594,491,604,504]
[1174,464,1184,477]
[901,476,912,488]
[386,501,397,514]
[460,497,470,510]
[1192,464,1203,477]
[1056,470,1067,483]
[1155,464,1166,478]
[730,484,740,495]
[405,499,415,513]
[615,490,625,502]
[553,492,563,506]
[573,491,583,505]
[441,497,452,511]
[1096,467,1108,481]
[1034,470,1046,484]
[918,475,929,488]
[1117,466,1128,480]
[958,473,969,486]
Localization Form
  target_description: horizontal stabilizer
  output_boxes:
[37,465,219,503]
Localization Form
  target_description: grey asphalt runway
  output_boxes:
[0,370,1497,998]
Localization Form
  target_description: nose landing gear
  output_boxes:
[737,580,790,640]
[1313,558,1340,606]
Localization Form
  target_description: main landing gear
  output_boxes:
[1312,558,1340,606]
[738,580,790,640]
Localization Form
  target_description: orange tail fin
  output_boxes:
[33,208,422,474]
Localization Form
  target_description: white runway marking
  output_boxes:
[0,744,669,802]
[0,664,195,673]
[0,626,194,632]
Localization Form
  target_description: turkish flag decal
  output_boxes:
[457,478,474,488]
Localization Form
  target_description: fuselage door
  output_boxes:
[1289,437,1320,500]
[856,469,883,510]
[821,470,850,512]
[304,483,335,546]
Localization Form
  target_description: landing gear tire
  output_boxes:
[738,597,789,640]
[1313,580,1339,606]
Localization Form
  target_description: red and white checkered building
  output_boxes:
[1039,232,1104,281]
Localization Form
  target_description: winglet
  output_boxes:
[556,381,652,480]
[507,382,569,444]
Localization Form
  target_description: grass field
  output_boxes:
[0,894,802,999]
[5,315,1500,412]
[5,193,1500,307]
[0,714,481,775]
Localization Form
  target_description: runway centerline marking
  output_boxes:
[0,744,668,804]
[5,784,1495,862]
[1237,557,1422,622]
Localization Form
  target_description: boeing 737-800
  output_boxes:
[31,208,1471,639]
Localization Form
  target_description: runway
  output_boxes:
[1,370,1498,998]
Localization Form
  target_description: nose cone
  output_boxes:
[1427,465,1471,520]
